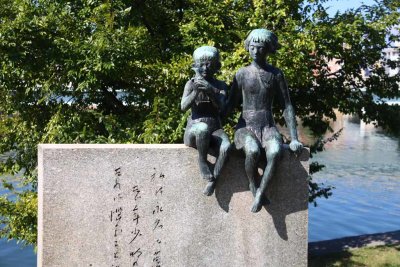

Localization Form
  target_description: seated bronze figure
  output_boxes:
[228,29,303,212]
[181,46,231,196]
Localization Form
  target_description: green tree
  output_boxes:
[1,0,399,246]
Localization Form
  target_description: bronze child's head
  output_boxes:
[245,29,280,62]
[192,46,221,79]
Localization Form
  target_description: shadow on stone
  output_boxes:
[213,149,249,213]
[213,146,309,240]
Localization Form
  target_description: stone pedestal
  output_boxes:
[38,144,309,267]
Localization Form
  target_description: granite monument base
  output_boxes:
[38,144,309,267]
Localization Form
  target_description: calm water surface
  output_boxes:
[308,114,400,242]
[0,239,35,267]
[1,114,399,265]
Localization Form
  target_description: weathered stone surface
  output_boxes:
[38,144,309,267]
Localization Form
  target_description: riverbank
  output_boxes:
[309,244,400,267]
[309,230,400,266]
[309,230,400,257]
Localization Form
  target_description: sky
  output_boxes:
[323,0,378,17]
[323,0,399,44]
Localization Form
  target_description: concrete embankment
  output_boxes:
[309,230,400,256]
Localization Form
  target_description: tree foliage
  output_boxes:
[1,0,399,246]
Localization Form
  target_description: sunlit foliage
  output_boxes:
[1,0,399,246]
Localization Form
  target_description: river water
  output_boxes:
[308,113,400,242]
[1,113,399,265]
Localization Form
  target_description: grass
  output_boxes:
[309,244,400,267]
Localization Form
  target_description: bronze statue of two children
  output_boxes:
[181,29,303,213]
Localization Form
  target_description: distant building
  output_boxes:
[323,41,399,105]
[382,41,399,77]
[362,40,399,78]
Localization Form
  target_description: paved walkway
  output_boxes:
[309,230,400,256]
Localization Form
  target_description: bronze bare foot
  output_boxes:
[251,190,264,213]
[203,181,216,196]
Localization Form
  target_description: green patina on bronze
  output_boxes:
[228,29,303,212]
[181,46,230,196]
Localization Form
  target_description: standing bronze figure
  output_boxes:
[181,46,231,196]
[228,29,303,212]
